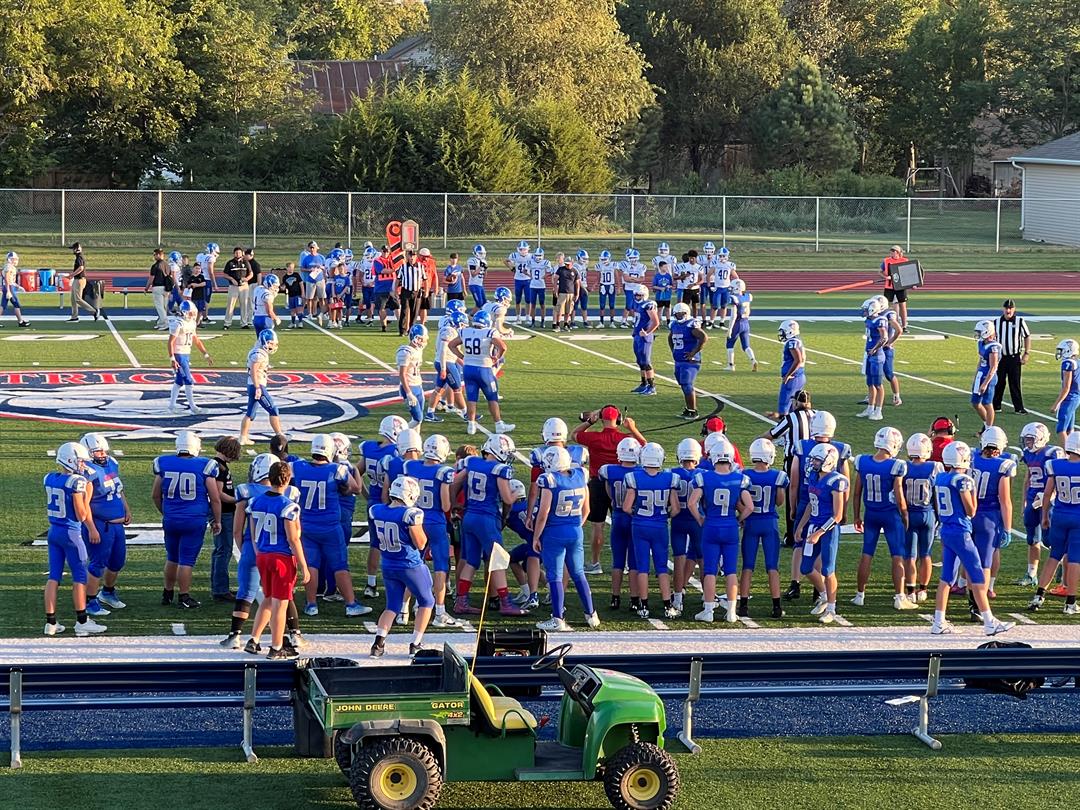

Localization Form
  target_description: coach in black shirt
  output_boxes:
[68,242,101,322]
[222,247,253,330]
[145,248,171,330]
[994,299,1031,414]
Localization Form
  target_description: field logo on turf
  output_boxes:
[0,369,417,440]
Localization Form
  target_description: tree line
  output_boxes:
[1,0,1075,193]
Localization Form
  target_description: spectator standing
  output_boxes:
[993,299,1031,415]
[299,241,327,325]
[210,436,241,601]
[68,242,101,322]
[396,250,424,336]
[444,253,465,303]
[372,246,396,332]
[187,263,208,324]
[880,245,911,331]
[571,407,647,575]
[222,247,253,330]
[145,248,171,330]
[417,248,439,325]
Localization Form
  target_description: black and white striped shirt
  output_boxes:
[396,262,424,292]
[994,314,1030,356]
[767,408,814,462]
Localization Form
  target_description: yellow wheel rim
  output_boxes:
[379,763,418,801]
[625,766,661,803]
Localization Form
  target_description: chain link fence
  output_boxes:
[0,188,1069,256]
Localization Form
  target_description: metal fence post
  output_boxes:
[443,193,449,249]
[252,191,258,248]
[629,195,635,247]
[60,189,66,247]
[156,189,163,246]
[721,196,727,246]
[995,197,1002,253]
[536,194,542,246]
[346,192,352,248]
[815,197,820,252]
[906,197,912,252]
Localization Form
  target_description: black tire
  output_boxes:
[348,737,443,810]
[603,741,679,810]
[334,732,352,776]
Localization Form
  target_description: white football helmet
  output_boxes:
[731,278,746,296]
[542,417,568,444]
[483,433,516,462]
[176,430,201,456]
[379,415,408,442]
[873,426,903,457]
[330,432,351,463]
[397,429,423,456]
[676,438,702,463]
[703,241,716,255]
[508,479,528,501]
[942,441,972,470]
[616,437,642,463]
[657,242,670,256]
[1056,339,1078,361]
[671,302,692,321]
[778,319,800,341]
[810,411,836,440]
[1066,432,1080,455]
[250,453,275,482]
[703,432,727,459]
[389,475,420,507]
[808,443,839,474]
[57,441,90,473]
[981,426,1007,451]
[541,445,572,473]
[423,434,450,462]
[79,432,110,461]
[1021,422,1050,452]
[906,433,932,460]
[310,434,335,459]
[974,319,996,340]
[639,442,665,468]
[709,438,736,465]
[861,297,886,318]
[634,287,649,302]
[749,438,776,465]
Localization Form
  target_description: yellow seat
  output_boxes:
[468,673,537,732]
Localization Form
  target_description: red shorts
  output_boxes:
[256,552,297,600]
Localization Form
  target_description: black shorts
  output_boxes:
[374,292,391,310]
[418,294,432,310]
[683,288,700,305]
[884,287,908,303]
[587,476,611,524]
[446,291,465,301]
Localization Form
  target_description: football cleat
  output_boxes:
[810,595,828,615]
[536,617,573,632]
[693,606,714,623]
[74,618,107,636]
[362,584,379,599]
[44,622,66,636]
[985,620,1015,635]
[304,602,319,616]
[1027,595,1044,611]
[430,613,460,628]
[370,637,386,658]
[930,620,955,635]
[585,611,601,629]
[345,602,373,617]
[894,594,918,610]
[178,594,201,609]
[1064,603,1080,615]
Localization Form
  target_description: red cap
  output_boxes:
[705,416,726,434]
[932,417,955,433]
[600,406,621,422]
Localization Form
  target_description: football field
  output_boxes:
[2,286,1079,640]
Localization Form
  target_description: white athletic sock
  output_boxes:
[184,384,196,410]
[411,630,424,645]
[727,348,735,365]
[169,384,180,408]
[934,609,945,624]
[435,604,445,616]
[827,602,836,613]
[989,576,997,590]
[726,603,736,622]
[672,592,683,608]
[367,575,376,588]
[1027,563,1038,577]
[745,347,756,363]
[981,609,995,628]
[958,576,967,587]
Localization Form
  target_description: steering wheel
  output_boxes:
[531,643,574,672]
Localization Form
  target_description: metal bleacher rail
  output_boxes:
[0,188,1068,254]
[3,647,1078,767]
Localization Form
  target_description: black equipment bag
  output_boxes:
[964,640,1045,699]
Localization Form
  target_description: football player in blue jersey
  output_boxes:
[931,442,1013,635]
[152,431,222,609]
[357,415,407,597]
[724,278,757,372]
[43,442,107,636]
[532,446,599,631]
[600,437,643,612]
[670,438,704,616]
[972,319,1002,433]
[1051,338,1080,445]
[449,309,515,436]
[78,434,131,617]
[1033,432,1080,614]
[774,319,806,419]
[369,476,438,658]
[970,427,1016,613]
[404,434,459,627]
[293,435,369,618]
[319,432,363,603]
[504,479,542,607]
[623,442,681,619]
[377,429,422,624]
[1017,422,1063,586]
[857,297,889,422]
[630,287,660,396]
[249,462,310,660]
[903,433,942,604]
[238,329,283,446]
[689,437,753,623]
[740,438,788,619]
[467,244,488,310]
[669,302,707,419]
[427,306,468,422]
[851,426,914,610]
[794,443,849,624]
[872,294,903,406]
[450,433,527,616]
[527,417,589,516]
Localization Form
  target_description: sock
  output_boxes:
[163,588,174,600]
[76,609,87,624]
[367,575,377,588]
[271,644,282,651]
[958,576,967,587]
[435,604,445,616]
[772,597,781,609]
[46,612,57,625]
[103,586,116,595]
[1036,587,1046,597]
[727,349,735,366]
[745,348,756,364]
[496,586,509,601]
[934,609,945,624]
[412,629,424,646]
[376,627,389,639]
[1027,563,1038,577]
[727,602,737,620]
[989,576,997,590]
[286,600,299,631]
[826,601,836,612]
[169,384,180,408]
[789,579,798,589]
[1067,596,1077,606]
[672,591,683,608]
[857,590,865,598]
[179,592,190,601]
[87,591,98,603]
[640,373,647,386]
[906,584,917,595]
[184,384,196,410]
[229,614,244,634]
[981,609,995,627]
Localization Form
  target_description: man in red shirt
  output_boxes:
[930,417,956,463]
[699,416,743,466]
[572,407,646,575]
[880,244,910,332]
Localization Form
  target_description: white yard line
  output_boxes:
[907,324,1059,357]
[737,616,761,629]
[363,621,380,634]
[170,623,187,636]
[831,614,853,627]
[104,320,142,368]
[307,322,396,372]
[1008,612,1037,626]
[647,618,670,631]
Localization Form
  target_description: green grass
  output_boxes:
[2,290,1080,636]
[2,735,1077,809]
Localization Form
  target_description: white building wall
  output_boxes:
[1021,164,1080,247]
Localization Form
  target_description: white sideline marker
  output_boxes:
[647,618,669,631]
[737,616,760,629]
[171,623,187,636]
[942,359,956,364]
[363,622,380,634]
[918,614,935,624]
[831,615,853,627]
[1008,613,1037,626]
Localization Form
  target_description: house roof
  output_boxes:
[378,35,430,62]
[293,60,405,115]
[1011,132,1080,166]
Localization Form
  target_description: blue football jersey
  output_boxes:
[977,339,1001,371]
[970,453,1017,511]
[935,471,975,533]
[403,459,454,524]
[291,459,351,531]
[807,471,849,524]
[1046,457,1080,515]
[633,300,657,336]
[359,439,397,506]
[864,315,887,357]
[624,469,675,522]
[692,469,749,525]
[529,443,589,472]
[781,338,804,378]
[536,468,588,531]
[249,491,301,554]
[855,455,907,513]
[795,439,852,500]
[1061,359,1080,397]
[904,460,943,514]
[153,455,219,520]
[377,454,407,495]
[83,457,126,521]
[670,318,702,363]
[44,471,88,530]
[744,468,789,518]
[599,464,634,509]
[461,456,513,516]
[670,466,698,513]
[1023,446,1065,504]
[505,500,534,543]
[369,503,425,569]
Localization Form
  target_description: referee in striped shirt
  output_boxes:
[759,389,814,546]
[993,299,1031,414]
[396,251,424,336]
